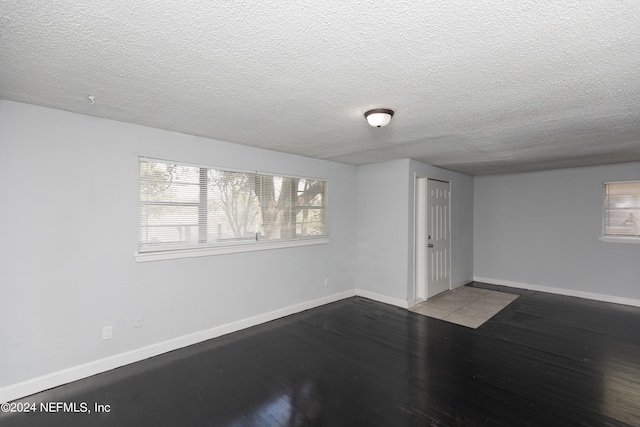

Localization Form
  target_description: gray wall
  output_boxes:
[356,159,411,301]
[474,162,640,300]
[356,159,474,303]
[0,100,358,388]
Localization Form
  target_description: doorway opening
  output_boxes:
[415,177,451,302]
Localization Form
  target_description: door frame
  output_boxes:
[413,175,452,306]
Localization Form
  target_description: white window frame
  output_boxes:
[599,180,640,244]
[135,157,329,262]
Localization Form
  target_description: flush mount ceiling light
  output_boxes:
[364,108,394,127]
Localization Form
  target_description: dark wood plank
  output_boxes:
[2,283,640,426]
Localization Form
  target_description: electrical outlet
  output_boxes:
[324,278,329,287]
[102,326,112,340]
[133,314,144,328]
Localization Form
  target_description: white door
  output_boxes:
[427,179,451,297]
[416,178,451,300]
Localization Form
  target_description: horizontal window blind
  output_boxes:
[139,159,328,253]
[604,181,640,237]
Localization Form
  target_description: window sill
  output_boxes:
[598,236,640,244]
[134,238,330,262]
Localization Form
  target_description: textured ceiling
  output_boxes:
[1,1,640,174]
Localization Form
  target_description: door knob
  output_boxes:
[427,244,434,248]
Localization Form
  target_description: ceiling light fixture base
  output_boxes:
[364,108,394,127]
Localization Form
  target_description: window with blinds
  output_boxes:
[139,158,328,253]
[604,181,640,237]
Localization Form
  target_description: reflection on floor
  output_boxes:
[410,285,519,328]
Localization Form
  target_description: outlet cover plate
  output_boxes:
[102,326,112,340]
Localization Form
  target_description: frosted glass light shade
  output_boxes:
[364,109,394,127]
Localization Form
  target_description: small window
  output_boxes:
[138,158,328,255]
[603,181,640,237]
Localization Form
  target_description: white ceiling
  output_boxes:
[2,1,640,174]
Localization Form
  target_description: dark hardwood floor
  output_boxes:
[3,283,640,426]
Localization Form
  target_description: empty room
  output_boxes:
[1,1,640,426]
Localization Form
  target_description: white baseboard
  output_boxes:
[451,279,474,290]
[0,289,356,404]
[407,279,472,307]
[355,289,409,308]
[473,277,640,308]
